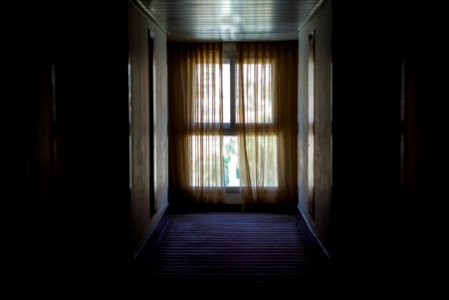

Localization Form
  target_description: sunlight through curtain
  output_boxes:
[236,42,298,206]
[168,42,297,206]
[168,43,225,203]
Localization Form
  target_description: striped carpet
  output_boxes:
[131,212,330,295]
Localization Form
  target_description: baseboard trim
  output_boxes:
[132,201,169,261]
[297,205,330,259]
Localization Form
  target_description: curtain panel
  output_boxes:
[236,42,298,206]
[168,42,225,204]
[168,41,298,206]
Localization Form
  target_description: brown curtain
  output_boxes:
[168,42,225,203]
[236,42,298,206]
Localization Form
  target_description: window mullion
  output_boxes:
[230,58,236,132]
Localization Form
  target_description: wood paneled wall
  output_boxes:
[128,2,169,254]
[7,1,132,279]
[330,0,415,283]
[298,0,333,252]
[328,1,449,289]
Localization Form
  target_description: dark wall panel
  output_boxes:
[6,1,131,282]
[128,2,169,255]
[298,0,333,252]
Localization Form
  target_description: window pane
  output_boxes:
[190,135,240,187]
[236,64,273,124]
[195,64,230,124]
[190,135,276,188]
[240,135,278,187]
[223,63,230,123]
[190,135,223,187]
[224,136,239,187]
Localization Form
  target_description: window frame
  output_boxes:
[224,58,240,192]
[190,52,278,191]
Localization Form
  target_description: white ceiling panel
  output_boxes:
[136,0,323,41]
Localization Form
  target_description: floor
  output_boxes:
[129,211,330,296]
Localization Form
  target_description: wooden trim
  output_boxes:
[297,0,330,34]
[297,205,330,258]
[132,201,169,261]
[129,0,170,35]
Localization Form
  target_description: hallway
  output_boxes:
[6,0,446,295]
[130,211,330,295]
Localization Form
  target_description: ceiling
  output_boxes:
[136,0,323,41]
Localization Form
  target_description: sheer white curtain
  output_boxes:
[237,42,298,206]
[168,42,225,204]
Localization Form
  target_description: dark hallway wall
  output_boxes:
[128,2,169,255]
[6,1,131,284]
[399,7,448,288]
[330,1,406,287]
[331,0,446,289]
[298,0,332,253]
[332,0,401,266]
[5,0,446,292]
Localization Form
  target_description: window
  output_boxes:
[191,62,240,187]
[190,59,277,188]
[236,63,274,124]
[223,60,239,187]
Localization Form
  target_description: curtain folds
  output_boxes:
[168,42,225,203]
[168,41,298,206]
[236,42,298,206]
